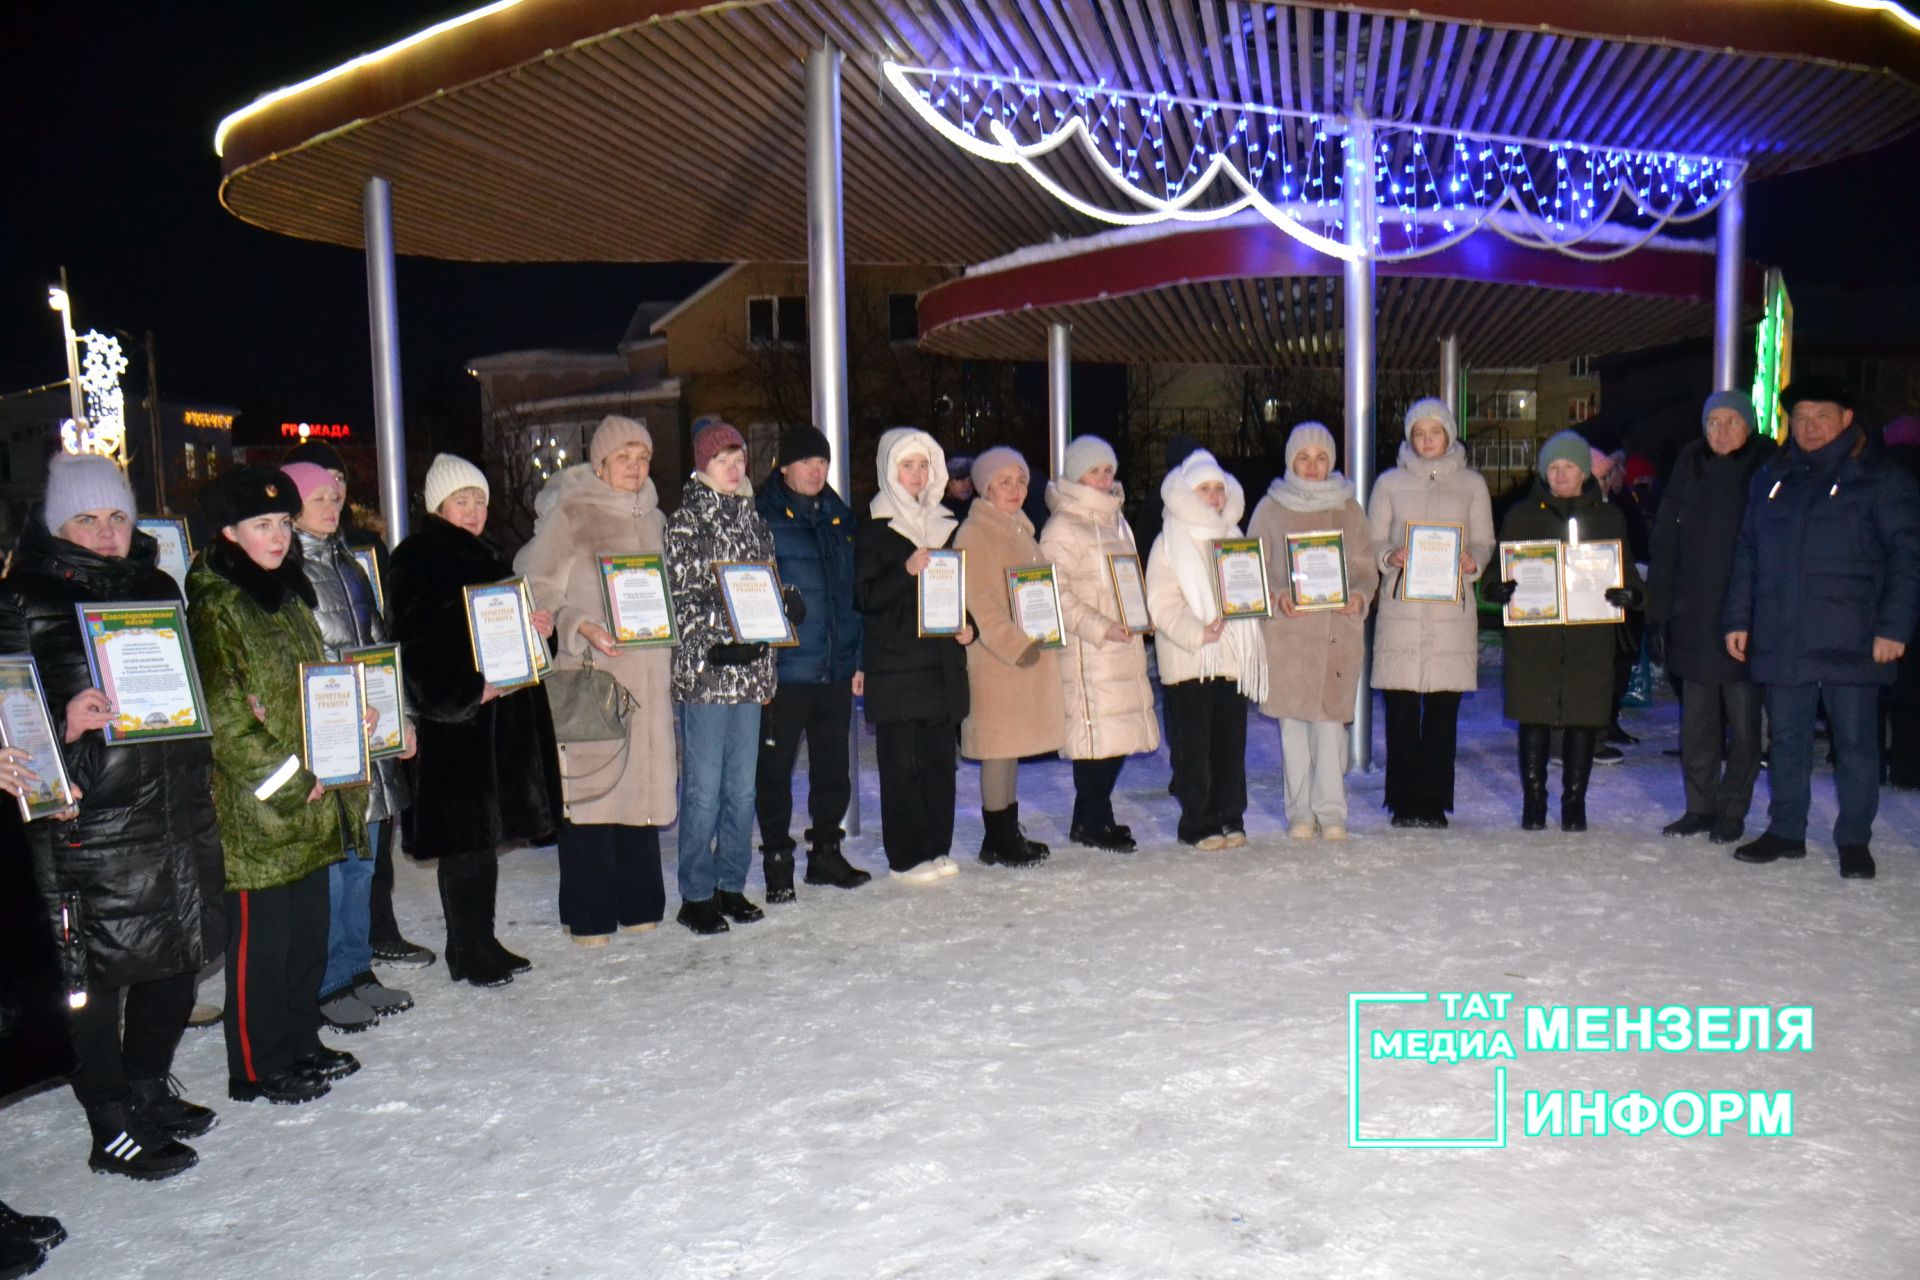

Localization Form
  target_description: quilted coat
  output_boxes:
[1038,479,1158,760]
[1365,440,1496,693]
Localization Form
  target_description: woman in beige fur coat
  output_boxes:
[1250,422,1378,841]
[1039,435,1160,853]
[514,416,677,944]
[955,446,1064,867]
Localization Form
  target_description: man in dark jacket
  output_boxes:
[1724,376,1920,878]
[754,425,870,900]
[1647,391,1776,843]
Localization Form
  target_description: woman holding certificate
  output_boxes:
[389,455,560,987]
[1249,423,1378,841]
[0,453,222,1174]
[1482,432,1644,832]
[854,428,976,884]
[190,466,369,1106]
[1146,449,1269,849]
[514,416,676,946]
[1365,399,1496,829]
[953,446,1065,867]
[1039,436,1159,853]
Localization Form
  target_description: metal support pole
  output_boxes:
[1344,119,1377,773]
[145,330,166,511]
[806,40,861,837]
[1047,322,1072,476]
[363,177,409,548]
[1439,334,1462,433]
[1711,171,1746,392]
[54,267,83,427]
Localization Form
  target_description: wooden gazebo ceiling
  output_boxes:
[216,0,1920,265]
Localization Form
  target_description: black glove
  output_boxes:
[1603,586,1644,610]
[1482,579,1519,605]
[782,585,807,626]
[708,642,768,667]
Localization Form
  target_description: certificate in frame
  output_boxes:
[916,548,967,638]
[1499,540,1566,627]
[462,581,540,689]
[1004,563,1066,649]
[74,601,215,745]
[1106,552,1153,635]
[1399,521,1466,604]
[350,547,386,616]
[342,643,407,760]
[713,561,799,647]
[1283,530,1349,613]
[1211,537,1272,620]
[0,654,78,821]
[515,577,553,677]
[1564,539,1627,626]
[137,517,193,591]
[298,661,371,791]
[597,552,678,647]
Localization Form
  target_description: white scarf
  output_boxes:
[1396,438,1468,481]
[869,427,957,549]
[1265,470,1355,513]
[1158,453,1268,700]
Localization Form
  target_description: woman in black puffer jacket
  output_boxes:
[0,455,221,1180]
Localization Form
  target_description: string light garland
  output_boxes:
[882,62,1744,263]
[61,330,130,460]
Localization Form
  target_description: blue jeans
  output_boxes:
[676,702,761,902]
[1765,683,1881,845]
[321,839,374,999]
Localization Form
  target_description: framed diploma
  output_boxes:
[462,581,539,689]
[1004,563,1066,648]
[1283,530,1349,612]
[74,601,214,745]
[713,562,799,647]
[0,654,78,821]
[597,552,678,647]
[1211,538,1272,620]
[1499,541,1565,627]
[137,517,192,591]
[917,548,966,638]
[298,661,371,791]
[343,643,406,760]
[1400,522,1465,604]
[1564,539,1627,626]
[515,578,553,677]
[1106,552,1153,634]
[350,547,386,615]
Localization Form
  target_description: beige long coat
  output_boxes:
[1249,482,1379,723]
[1039,479,1160,760]
[954,497,1067,760]
[514,465,678,827]
[1365,441,1495,693]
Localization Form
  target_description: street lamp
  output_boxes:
[48,274,83,425]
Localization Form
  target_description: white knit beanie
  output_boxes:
[1060,435,1118,484]
[425,453,489,515]
[45,453,137,532]
[1284,421,1338,475]
[1403,397,1458,447]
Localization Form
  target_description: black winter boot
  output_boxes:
[0,1202,62,1255]
[440,867,513,988]
[979,806,1048,867]
[762,848,797,903]
[128,1075,218,1139]
[471,856,531,975]
[1561,727,1596,832]
[1518,725,1551,831]
[85,1102,198,1181]
[804,831,872,889]
[716,889,765,924]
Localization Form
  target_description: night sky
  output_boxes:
[5,1,1918,447]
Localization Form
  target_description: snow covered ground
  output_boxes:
[6,658,1919,1279]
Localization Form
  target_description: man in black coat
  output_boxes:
[1724,376,1920,878]
[1647,391,1776,843]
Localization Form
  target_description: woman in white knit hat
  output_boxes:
[1249,423,1378,840]
[1038,435,1158,852]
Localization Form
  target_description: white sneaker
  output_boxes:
[1321,824,1348,841]
[934,856,960,877]
[895,861,944,885]
[1192,833,1229,851]
[1289,821,1317,840]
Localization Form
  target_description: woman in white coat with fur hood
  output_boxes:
[1365,398,1495,829]
[1039,436,1160,853]
[1146,449,1268,849]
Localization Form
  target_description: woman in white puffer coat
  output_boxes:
[1365,398,1495,829]
[1038,436,1159,853]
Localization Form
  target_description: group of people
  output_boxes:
[4,378,1915,1269]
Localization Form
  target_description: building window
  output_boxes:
[747,294,807,345]
[1569,355,1596,378]
[888,293,918,343]
[1469,437,1535,473]
[205,448,220,478]
[1467,390,1535,422]
[184,443,197,477]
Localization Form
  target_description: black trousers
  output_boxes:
[1382,690,1463,815]
[874,718,956,871]
[755,681,853,852]
[1162,679,1248,843]
[223,868,329,1084]
[1678,678,1764,820]
[66,970,195,1109]
[1070,757,1127,830]
[557,822,664,936]
[367,813,402,946]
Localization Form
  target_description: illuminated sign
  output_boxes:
[183,410,235,430]
[280,422,352,440]
[1749,269,1792,442]
[61,331,129,460]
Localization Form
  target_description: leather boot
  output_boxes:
[1561,727,1596,832]
[440,864,512,988]
[762,847,797,903]
[803,831,872,889]
[471,856,531,975]
[979,805,1048,867]
[1518,725,1551,831]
